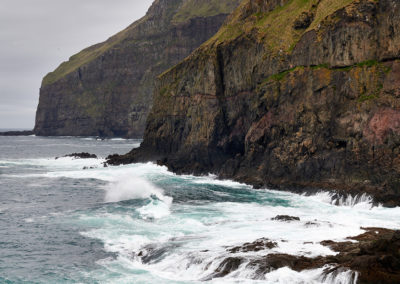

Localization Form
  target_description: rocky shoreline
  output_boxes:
[106,151,396,207]
[131,218,400,283]
[107,0,400,208]
[210,227,400,283]
[0,130,33,136]
[220,228,400,284]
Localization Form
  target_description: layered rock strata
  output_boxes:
[34,0,241,137]
[108,0,400,206]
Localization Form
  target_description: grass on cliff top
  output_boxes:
[206,0,354,52]
[43,0,241,87]
[42,23,137,87]
[172,0,241,23]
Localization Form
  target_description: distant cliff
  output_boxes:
[109,0,400,206]
[34,0,241,137]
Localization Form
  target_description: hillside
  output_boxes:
[34,0,241,137]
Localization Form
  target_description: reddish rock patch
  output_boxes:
[363,108,400,144]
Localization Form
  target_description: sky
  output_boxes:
[0,0,154,129]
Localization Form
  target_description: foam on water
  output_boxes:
[306,191,377,210]
[192,174,251,188]
[105,175,166,203]
[3,150,400,283]
[61,162,400,282]
[104,174,173,219]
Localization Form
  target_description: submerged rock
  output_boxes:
[228,238,278,253]
[61,152,97,159]
[208,228,400,283]
[206,257,244,279]
[271,215,300,222]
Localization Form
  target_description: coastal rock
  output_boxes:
[109,0,400,206]
[0,130,33,136]
[61,152,97,159]
[227,238,278,253]
[34,0,241,138]
[271,215,300,222]
[208,257,244,278]
[208,228,400,283]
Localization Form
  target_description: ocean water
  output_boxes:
[1,136,400,284]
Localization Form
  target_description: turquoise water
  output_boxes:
[1,136,400,283]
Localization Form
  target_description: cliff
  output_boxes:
[34,0,241,137]
[109,0,400,206]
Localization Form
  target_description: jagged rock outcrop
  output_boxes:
[34,0,241,137]
[108,0,400,206]
[209,228,400,283]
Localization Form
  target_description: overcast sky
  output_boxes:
[0,0,153,129]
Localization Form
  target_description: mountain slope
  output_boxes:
[110,0,400,206]
[34,0,241,137]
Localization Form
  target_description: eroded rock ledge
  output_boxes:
[211,228,400,283]
[131,227,400,283]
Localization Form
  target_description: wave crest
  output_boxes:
[308,191,376,209]
[104,175,173,219]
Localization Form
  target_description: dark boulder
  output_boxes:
[271,215,300,222]
[228,238,278,253]
[62,152,97,159]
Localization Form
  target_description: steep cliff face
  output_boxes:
[34,0,241,137]
[112,0,400,205]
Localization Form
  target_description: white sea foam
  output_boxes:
[305,191,377,210]
[80,196,400,282]
[0,156,103,169]
[104,173,173,220]
[70,162,400,282]
[255,266,357,284]
[203,265,358,284]
[104,175,164,203]
[192,174,252,188]
[8,154,398,282]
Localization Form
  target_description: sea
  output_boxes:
[1,135,400,284]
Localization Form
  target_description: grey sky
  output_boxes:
[0,0,153,129]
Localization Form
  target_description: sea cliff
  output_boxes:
[34,0,241,137]
[109,0,400,206]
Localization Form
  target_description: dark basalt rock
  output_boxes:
[322,228,400,284]
[207,257,244,279]
[134,242,182,264]
[271,215,300,222]
[62,152,97,159]
[228,238,278,253]
[208,228,400,283]
[82,166,97,170]
[0,130,33,136]
[112,0,400,207]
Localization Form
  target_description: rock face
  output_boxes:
[110,0,400,206]
[210,228,400,283]
[34,0,241,138]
